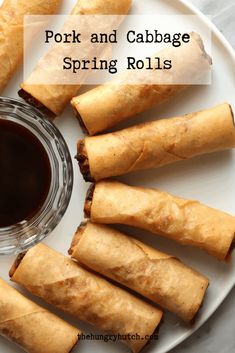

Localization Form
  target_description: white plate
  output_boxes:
[1,0,235,353]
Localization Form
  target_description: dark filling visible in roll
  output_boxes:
[69,340,80,353]
[189,279,209,325]
[72,106,89,135]
[225,239,235,262]
[9,252,26,278]
[229,104,235,127]
[18,89,56,119]
[76,140,93,182]
[141,315,164,351]
[68,221,87,255]
[84,183,95,218]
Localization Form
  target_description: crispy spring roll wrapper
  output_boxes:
[0,0,61,94]
[10,244,163,353]
[69,222,209,323]
[18,0,132,118]
[0,278,79,353]
[77,103,235,181]
[85,181,235,261]
[71,32,212,135]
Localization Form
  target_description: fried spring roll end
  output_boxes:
[84,183,95,217]
[68,222,87,255]
[71,99,89,134]
[76,140,93,182]
[18,89,56,119]
[9,252,26,278]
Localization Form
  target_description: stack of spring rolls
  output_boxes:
[68,27,234,352]
[9,244,163,353]
[68,97,235,347]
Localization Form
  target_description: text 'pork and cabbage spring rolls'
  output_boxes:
[0,278,80,353]
[19,0,132,118]
[71,32,212,135]
[77,103,235,181]
[0,0,61,93]
[84,181,235,260]
[69,222,209,323]
[10,243,163,353]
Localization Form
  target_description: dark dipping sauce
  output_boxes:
[0,119,51,228]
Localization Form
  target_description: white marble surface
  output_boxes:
[170,2,235,353]
[189,0,235,48]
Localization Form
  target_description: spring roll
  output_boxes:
[0,278,79,353]
[18,0,132,118]
[10,243,163,353]
[0,0,61,94]
[77,103,235,181]
[85,181,235,261]
[69,222,209,323]
[71,32,212,135]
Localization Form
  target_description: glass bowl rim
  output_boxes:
[0,96,74,255]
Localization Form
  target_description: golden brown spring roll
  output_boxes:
[0,278,79,353]
[0,0,61,94]
[77,103,235,181]
[69,222,209,323]
[85,181,235,260]
[18,0,132,118]
[10,243,163,353]
[71,32,212,135]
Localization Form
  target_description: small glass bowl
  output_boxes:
[0,97,73,255]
